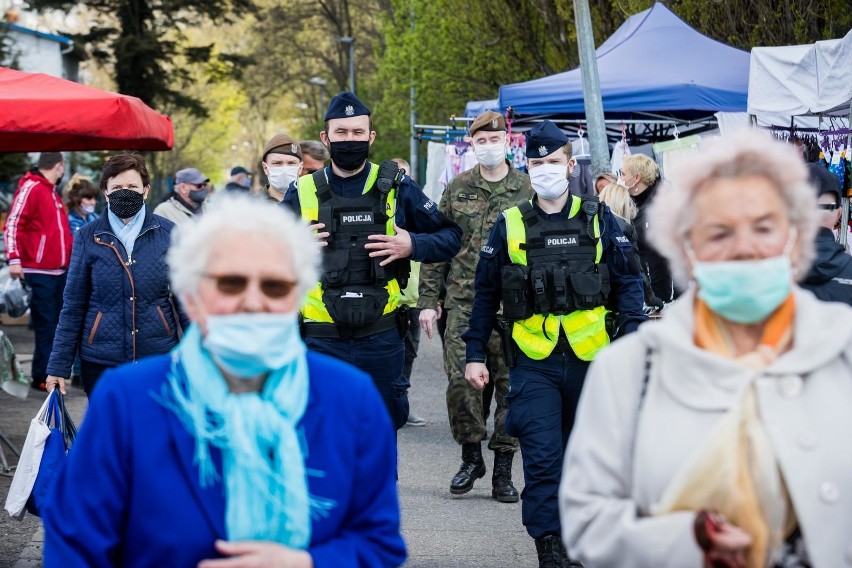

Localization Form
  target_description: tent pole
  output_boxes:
[573,0,609,175]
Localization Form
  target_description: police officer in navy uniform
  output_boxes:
[462,121,645,567]
[282,91,462,432]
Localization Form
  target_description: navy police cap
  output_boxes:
[324,91,371,121]
[525,120,569,158]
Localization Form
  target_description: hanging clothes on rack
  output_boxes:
[611,127,631,174]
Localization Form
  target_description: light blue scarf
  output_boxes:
[107,205,146,259]
[159,323,313,548]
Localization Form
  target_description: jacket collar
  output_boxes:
[93,205,160,237]
[468,160,526,196]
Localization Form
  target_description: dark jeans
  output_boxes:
[80,359,114,397]
[403,308,421,380]
[305,328,409,431]
[23,272,67,384]
[506,348,590,539]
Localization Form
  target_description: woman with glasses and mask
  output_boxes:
[560,130,852,568]
[46,153,188,396]
[42,195,406,568]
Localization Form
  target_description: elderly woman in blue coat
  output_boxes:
[41,194,406,567]
[46,153,188,396]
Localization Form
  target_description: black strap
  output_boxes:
[518,200,539,227]
[300,312,398,340]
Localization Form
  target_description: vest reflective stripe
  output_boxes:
[504,198,609,362]
[297,164,401,323]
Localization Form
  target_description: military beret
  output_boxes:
[469,110,507,135]
[263,133,303,162]
[324,91,371,122]
[525,120,569,158]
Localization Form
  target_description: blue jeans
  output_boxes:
[305,328,409,430]
[505,348,590,538]
[23,272,67,384]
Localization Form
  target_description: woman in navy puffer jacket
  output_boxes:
[46,153,189,396]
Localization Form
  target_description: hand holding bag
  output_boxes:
[26,391,77,517]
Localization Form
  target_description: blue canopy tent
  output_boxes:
[497,3,750,142]
[464,99,500,118]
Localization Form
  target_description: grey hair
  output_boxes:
[167,193,320,305]
[299,140,330,162]
[648,129,818,289]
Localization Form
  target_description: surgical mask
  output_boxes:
[691,253,793,324]
[267,165,300,190]
[81,203,96,214]
[474,142,506,168]
[107,189,145,219]
[529,164,570,200]
[188,189,208,204]
[203,312,303,379]
[329,140,370,171]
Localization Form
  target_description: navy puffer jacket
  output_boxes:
[47,208,189,376]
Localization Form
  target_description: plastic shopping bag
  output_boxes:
[0,267,31,318]
[4,391,77,519]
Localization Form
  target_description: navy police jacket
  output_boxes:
[46,207,188,376]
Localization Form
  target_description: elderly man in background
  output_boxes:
[300,140,330,175]
[223,166,252,192]
[154,167,210,226]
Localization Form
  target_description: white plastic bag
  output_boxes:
[4,392,53,519]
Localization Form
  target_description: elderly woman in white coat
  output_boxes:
[559,130,852,568]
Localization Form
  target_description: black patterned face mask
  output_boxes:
[107,189,145,219]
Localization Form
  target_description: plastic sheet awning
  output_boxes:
[464,99,500,118]
[498,3,750,116]
[0,66,174,152]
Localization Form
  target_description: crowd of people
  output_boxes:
[3,91,852,568]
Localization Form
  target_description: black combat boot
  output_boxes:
[491,451,519,503]
[534,535,566,568]
[449,442,486,494]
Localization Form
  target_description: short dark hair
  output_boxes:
[300,140,330,162]
[37,152,63,170]
[65,176,98,211]
[99,153,150,192]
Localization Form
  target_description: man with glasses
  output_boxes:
[154,167,210,226]
[801,163,852,305]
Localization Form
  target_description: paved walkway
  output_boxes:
[0,325,536,567]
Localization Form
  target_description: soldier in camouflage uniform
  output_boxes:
[418,111,531,502]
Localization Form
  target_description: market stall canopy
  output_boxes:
[498,3,749,116]
[0,66,174,152]
[747,29,852,118]
[464,99,500,118]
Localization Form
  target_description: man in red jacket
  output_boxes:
[4,152,72,390]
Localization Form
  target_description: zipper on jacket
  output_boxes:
[87,311,103,344]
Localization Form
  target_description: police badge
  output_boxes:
[345,105,355,116]
[538,146,547,156]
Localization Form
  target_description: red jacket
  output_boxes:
[4,170,72,272]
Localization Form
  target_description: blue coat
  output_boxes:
[47,208,188,376]
[42,351,406,567]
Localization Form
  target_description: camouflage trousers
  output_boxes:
[444,308,518,453]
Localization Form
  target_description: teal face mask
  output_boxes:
[202,312,302,378]
[692,254,792,324]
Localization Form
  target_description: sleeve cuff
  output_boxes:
[7,258,20,265]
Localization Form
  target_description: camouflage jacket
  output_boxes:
[418,163,532,311]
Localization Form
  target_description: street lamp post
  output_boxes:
[335,36,356,94]
[573,0,609,175]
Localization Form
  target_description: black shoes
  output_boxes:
[534,535,583,568]
[491,451,519,503]
[449,442,486,494]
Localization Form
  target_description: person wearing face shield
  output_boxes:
[281,91,462,434]
[462,120,645,567]
[417,110,529,503]
[262,134,304,203]
[153,167,210,227]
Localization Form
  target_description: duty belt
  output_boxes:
[300,312,398,340]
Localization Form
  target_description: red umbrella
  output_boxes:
[0,66,174,152]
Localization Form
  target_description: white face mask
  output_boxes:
[473,142,506,168]
[529,163,569,200]
[266,165,300,190]
[81,203,96,214]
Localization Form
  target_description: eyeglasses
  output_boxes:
[818,204,840,211]
[202,273,297,299]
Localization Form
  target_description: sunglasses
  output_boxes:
[818,204,840,211]
[203,273,297,299]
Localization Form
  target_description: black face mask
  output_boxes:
[329,140,370,171]
[108,189,145,219]
[188,189,208,204]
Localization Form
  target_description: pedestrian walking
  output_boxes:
[560,130,852,568]
[223,165,252,192]
[153,167,210,226]
[262,134,303,203]
[464,120,645,567]
[419,110,530,502]
[282,91,462,431]
[45,153,188,396]
[3,152,72,391]
[41,194,406,567]
[65,175,100,233]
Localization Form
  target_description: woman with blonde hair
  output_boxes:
[560,129,852,567]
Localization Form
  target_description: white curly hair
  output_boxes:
[648,129,819,289]
[167,193,320,306]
